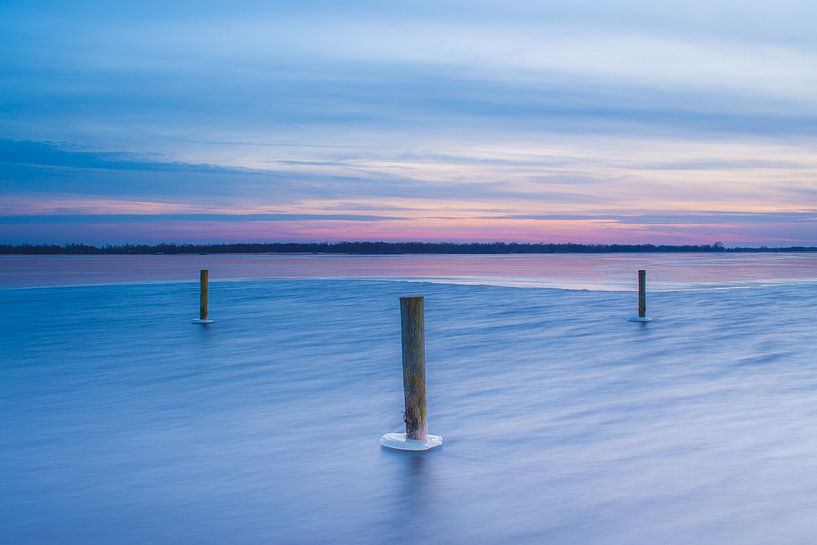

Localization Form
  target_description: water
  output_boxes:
[3,254,817,544]
[3,252,817,290]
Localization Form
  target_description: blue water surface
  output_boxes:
[3,279,817,545]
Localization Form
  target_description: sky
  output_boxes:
[1,0,817,245]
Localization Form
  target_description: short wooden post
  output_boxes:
[401,296,427,440]
[638,269,646,318]
[628,269,652,322]
[192,269,214,324]
[200,269,209,320]
[380,296,442,450]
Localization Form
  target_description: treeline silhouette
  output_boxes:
[2,242,816,255]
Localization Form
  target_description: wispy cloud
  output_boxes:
[0,213,403,224]
[494,211,817,225]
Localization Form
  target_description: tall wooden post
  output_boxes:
[638,269,646,319]
[401,296,427,441]
[192,269,214,324]
[380,295,442,450]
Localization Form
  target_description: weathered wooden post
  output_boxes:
[628,269,652,322]
[381,296,443,450]
[192,269,214,324]
[401,296,428,440]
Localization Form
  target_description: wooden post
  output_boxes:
[380,296,442,450]
[400,296,427,441]
[192,269,213,324]
[200,269,209,321]
[638,269,646,319]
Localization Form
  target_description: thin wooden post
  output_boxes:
[401,296,427,440]
[200,269,209,320]
[380,295,442,450]
[192,269,214,324]
[638,269,646,319]
[628,269,652,322]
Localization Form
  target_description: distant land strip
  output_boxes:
[3,242,817,255]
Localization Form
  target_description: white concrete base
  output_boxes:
[192,319,215,324]
[380,432,443,451]
[627,316,652,322]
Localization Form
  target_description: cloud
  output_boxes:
[2,1,817,244]
[493,211,817,225]
[0,213,403,224]
[0,140,240,173]
[5,5,817,149]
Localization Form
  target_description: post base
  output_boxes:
[192,319,214,324]
[627,316,652,322]
[380,432,443,451]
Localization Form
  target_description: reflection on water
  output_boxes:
[2,252,817,289]
[381,450,437,543]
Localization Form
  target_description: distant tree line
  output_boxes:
[2,241,816,255]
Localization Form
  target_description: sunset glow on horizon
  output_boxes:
[2,1,817,245]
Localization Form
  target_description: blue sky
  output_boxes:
[1,0,816,244]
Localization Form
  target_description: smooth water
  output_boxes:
[3,252,817,290]
[3,255,817,544]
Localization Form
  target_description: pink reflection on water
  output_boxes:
[2,253,817,289]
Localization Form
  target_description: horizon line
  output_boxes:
[3,241,817,255]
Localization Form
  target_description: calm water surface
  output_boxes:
[2,252,817,289]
